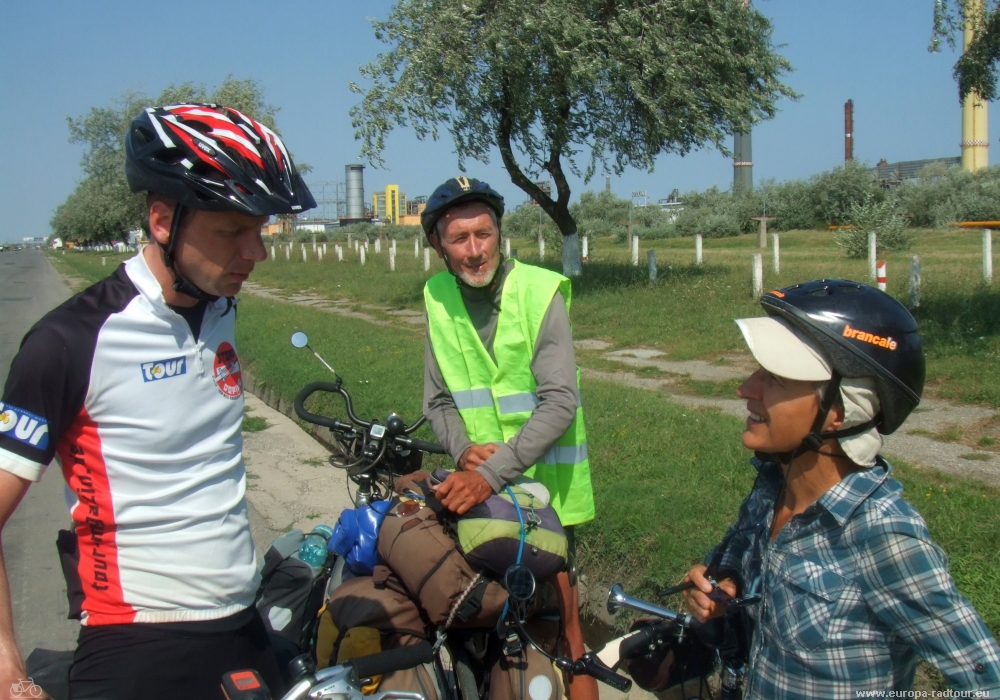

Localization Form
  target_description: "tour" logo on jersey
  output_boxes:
[0,402,49,450]
[140,356,187,382]
[213,342,243,400]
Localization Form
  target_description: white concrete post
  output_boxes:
[985,229,994,284]
[423,247,431,272]
[312,235,317,252]
[772,233,780,273]
[752,253,763,299]
[360,246,366,265]
[270,245,275,261]
[323,243,328,255]
[631,236,639,266]
[375,238,381,254]
[285,245,290,260]
[317,247,323,262]
[391,238,397,255]
[647,249,657,283]
[336,245,343,262]
[348,233,352,248]
[909,255,921,309]
[695,234,703,265]
[414,236,420,258]
[868,231,877,281]
[539,237,545,261]
[877,260,887,291]
[505,237,511,258]
[301,244,307,262]
[102,257,106,266]
[581,235,588,262]
[390,249,396,272]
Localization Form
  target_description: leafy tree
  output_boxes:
[52,76,285,244]
[836,197,911,259]
[350,0,795,276]
[931,0,1000,101]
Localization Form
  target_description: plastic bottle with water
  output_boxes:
[297,524,334,567]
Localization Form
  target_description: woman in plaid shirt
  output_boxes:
[683,280,999,699]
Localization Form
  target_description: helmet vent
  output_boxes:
[152,148,184,166]
[806,287,832,297]
[839,284,863,293]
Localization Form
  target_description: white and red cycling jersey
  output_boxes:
[0,253,258,625]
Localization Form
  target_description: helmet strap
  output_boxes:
[160,202,223,305]
[773,372,843,464]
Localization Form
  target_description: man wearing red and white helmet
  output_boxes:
[0,104,315,698]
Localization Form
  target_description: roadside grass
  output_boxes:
[42,249,1000,636]
[178,226,999,407]
[242,415,269,433]
[45,249,130,287]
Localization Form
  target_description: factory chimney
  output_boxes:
[961,0,989,171]
[733,131,753,195]
[343,164,368,223]
[845,100,854,162]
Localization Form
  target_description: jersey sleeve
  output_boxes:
[0,323,88,481]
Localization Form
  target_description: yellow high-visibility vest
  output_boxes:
[424,261,595,526]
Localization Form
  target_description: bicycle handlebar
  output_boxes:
[393,436,448,455]
[349,642,434,680]
[294,383,446,455]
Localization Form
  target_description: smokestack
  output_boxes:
[845,99,854,162]
[733,131,753,195]
[344,164,366,221]
[961,0,989,171]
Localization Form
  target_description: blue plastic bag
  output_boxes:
[329,499,393,576]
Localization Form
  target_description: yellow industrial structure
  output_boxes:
[962,0,989,171]
[372,185,407,225]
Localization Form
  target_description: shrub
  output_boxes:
[811,160,883,226]
[835,197,911,258]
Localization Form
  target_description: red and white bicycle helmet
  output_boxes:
[125,104,315,216]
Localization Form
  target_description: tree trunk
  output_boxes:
[562,232,582,277]
[496,98,581,276]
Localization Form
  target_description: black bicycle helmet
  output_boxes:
[126,104,315,216]
[420,176,505,240]
[760,279,924,437]
[125,104,315,302]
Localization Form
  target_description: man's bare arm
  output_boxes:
[0,468,31,691]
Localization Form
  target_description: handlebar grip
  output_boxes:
[349,642,434,679]
[580,654,632,692]
[294,383,350,430]
[396,437,448,455]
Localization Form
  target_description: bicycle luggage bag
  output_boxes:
[256,530,332,657]
[377,498,507,627]
[428,469,568,581]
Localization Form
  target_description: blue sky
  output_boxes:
[0,1,991,242]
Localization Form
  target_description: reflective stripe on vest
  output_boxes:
[424,261,595,526]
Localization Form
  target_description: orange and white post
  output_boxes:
[877,261,887,291]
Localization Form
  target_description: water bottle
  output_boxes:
[297,524,334,567]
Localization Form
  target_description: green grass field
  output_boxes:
[243,228,1000,407]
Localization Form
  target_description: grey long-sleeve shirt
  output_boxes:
[423,260,579,492]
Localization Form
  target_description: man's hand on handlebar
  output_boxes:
[433,471,493,515]
[682,564,739,624]
[458,443,500,471]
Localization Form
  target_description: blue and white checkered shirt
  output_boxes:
[707,457,1000,699]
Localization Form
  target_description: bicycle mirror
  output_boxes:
[504,564,536,602]
[290,332,309,348]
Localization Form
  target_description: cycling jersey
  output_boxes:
[0,252,258,625]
